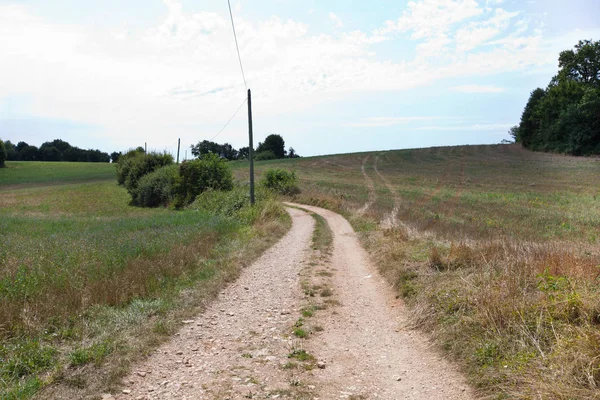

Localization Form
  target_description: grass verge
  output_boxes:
[247,145,600,398]
[0,182,290,399]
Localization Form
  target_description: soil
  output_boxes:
[112,205,474,400]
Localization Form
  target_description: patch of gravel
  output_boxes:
[286,203,474,400]
[113,207,315,400]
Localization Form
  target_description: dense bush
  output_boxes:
[261,168,300,195]
[175,153,234,207]
[0,139,6,167]
[254,150,277,161]
[191,185,276,224]
[120,152,173,194]
[131,165,178,207]
[115,149,144,185]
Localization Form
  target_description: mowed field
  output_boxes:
[233,144,600,398]
[0,162,288,399]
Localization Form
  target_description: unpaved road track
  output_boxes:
[113,205,473,400]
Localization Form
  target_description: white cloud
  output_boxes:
[0,0,594,152]
[377,0,483,38]
[329,12,344,28]
[450,85,506,93]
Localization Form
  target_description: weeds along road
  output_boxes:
[113,205,473,400]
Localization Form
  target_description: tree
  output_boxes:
[508,126,519,143]
[111,152,122,163]
[256,134,285,159]
[238,146,250,159]
[39,146,61,161]
[288,147,300,158]
[558,40,600,86]
[0,139,6,167]
[191,140,238,160]
[518,88,546,148]
[19,145,39,161]
[3,140,17,161]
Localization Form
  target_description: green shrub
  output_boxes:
[261,168,300,195]
[0,139,6,167]
[124,152,173,193]
[131,164,178,207]
[254,150,276,161]
[175,153,233,206]
[115,148,145,185]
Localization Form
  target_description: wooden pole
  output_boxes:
[176,138,181,164]
[248,89,255,205]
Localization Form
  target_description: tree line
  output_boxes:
[190,134,299,161]
[0,138,114,163]
[512,40,600,155]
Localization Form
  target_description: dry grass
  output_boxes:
[231,144,600,398]
[0,178,290,399]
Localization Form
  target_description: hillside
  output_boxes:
[234,144,600,398]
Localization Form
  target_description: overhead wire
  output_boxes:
[227,0,248,90]
[209,97,248,141]
[201,1,248,144]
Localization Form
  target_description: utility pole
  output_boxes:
[176,138,181,164]
[144,142,147,154]
[248,88,255,205]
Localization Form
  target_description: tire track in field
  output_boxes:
[357,155,377,216]
[374,154,401,229]
[413,158,457,210]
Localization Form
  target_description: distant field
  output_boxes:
[234,144,600,398]
[0,165,287,398]
[0,161,115,187]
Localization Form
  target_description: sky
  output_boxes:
[0,0,599,158]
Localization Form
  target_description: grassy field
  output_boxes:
[233,144,600,399]
[0,162,289,399]
[0,161,115,187]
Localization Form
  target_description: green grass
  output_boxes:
[234,144,600,399]
[0,169,290,399]
[0,161,115,187]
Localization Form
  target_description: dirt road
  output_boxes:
[113,205,473,400]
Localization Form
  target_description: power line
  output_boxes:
[210,97,248,141]
[227,0,248,90]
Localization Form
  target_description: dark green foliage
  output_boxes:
[175,153,234,206]
[558,39,600,86]
[0,139,6,167]
[261,168,300,195]
[518,88,546,148]
[18,145,39,161]
[123,152,173,194]
[238,146,250,159]
[110,151,122,163]
[288,147,300,158]
[254,150,277,161]
[5,139,111,162]
[3,140,17,161]
[256,134,285,159]
[131,165,178,207]
[516,40,600,155]
[115,149,145,185]
[190,140,238,160]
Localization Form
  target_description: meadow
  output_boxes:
[233,144,600,399]
[0,161,115,187]
[0,162,288,399]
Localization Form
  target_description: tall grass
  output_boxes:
[235,144,600,398]
[0,180,290,398]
